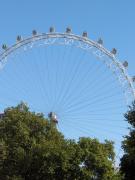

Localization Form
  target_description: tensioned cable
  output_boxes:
[0,50,35,104]
[51,44,70,112]
[60,56,105,107]
[60,119,124,139]
[33,45,51,108]
[1,33,134,100]
[63,92,124,115]
[61,51,123,105]
[63,120,126,138]
[62,77,121,112]
[60,54,117,108]
[58,49,87,108]
[61,50,92,100]
[17,45,48,109]
[63,96,125,115]
[52,44,72,112]
[21,45,47,108]
[54,44,75,109]
[62,73,125,109]
[60,115,127,129]
[0,33,133,165]
[60,119,126,157]
[53,44,70,110]
[51,45,61,111]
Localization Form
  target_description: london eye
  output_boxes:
[0,27,135,162]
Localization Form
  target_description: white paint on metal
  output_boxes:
[0,32,134,104]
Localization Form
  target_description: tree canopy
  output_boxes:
[0,103,121,180]
[120,101,135,180]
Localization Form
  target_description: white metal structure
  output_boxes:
[0,31,135,104]
[0,28,135,163]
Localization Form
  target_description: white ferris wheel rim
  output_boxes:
[0,31,135,105]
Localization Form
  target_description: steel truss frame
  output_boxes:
[0,32,135,105]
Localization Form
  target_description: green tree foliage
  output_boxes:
[120,101,135,180]
[0,103,121,180]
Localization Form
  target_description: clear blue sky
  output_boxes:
[0,0,135,75]
[0,0,135,163]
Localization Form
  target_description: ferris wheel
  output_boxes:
[0,27,135,162]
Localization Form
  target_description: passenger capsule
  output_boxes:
[66,27,72,33]
[16,35,22,42]
[2,44,7,50]
[97,38,103,45]
[132,76,135,82]
[32,30,37,36]
[48,112,58,124]
[49,27,55,33]
[123,61,128,68]
[82,31,88,38]
[111,48,117,55]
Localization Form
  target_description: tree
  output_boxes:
[78,138,121,180]
[0,103,121,180]
[120,101,135,180]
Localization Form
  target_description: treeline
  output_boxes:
[0,102,135,180]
